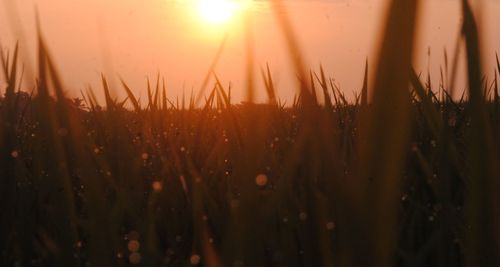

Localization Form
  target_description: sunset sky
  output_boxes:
[1,0,499,103]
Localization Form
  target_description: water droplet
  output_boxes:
[129,252,141,264]
[127,240,140,252]
[175,235,183,242]
[411,143,419,152]
[190,254,201,265]
[430,140,436,147]
[152,181,163,192]
[11,150,19,158]
[299,212,308,221]
[255,174,268,187]
[94,147,100,154]
[282,217,289,223]
[326,221,335,231]
[180,146,186,152]
[141,153,149,160]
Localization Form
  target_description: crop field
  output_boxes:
[1,0,500,266]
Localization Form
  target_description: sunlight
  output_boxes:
[195,0,251,25]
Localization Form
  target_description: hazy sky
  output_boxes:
[1,0,499,103]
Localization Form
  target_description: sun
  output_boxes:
[196,0,250,25]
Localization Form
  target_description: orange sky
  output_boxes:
[1,0,499,103]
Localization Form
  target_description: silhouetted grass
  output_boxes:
[1,0,499,266]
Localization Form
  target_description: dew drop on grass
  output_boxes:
[255,174,268,187]
[129,252,141,264]
[430,140,436,147]
[282,217,289,223]
[411,143,418,152]
[141,153,149,160]
[180,146,186,152]
[299,212,308,221]
[152,181,163,192]
[190,254,201,265]
[128,240,140,252]
[11,150,19,158]
[326,221,336,231]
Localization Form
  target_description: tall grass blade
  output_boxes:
[461,1,499,265]
[361,59,368,106]
[119,77,141,112]
[353,0,420,265]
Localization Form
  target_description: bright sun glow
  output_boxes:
[196,0,251,25]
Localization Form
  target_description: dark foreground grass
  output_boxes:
[0,58,499,266]
[1,0,500,266]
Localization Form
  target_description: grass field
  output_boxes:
[1,0,500,266]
